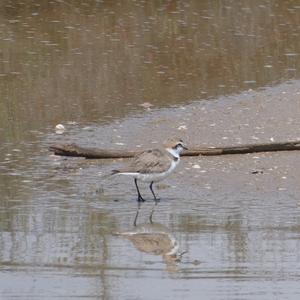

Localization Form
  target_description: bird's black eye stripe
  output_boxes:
[173,143,183,149]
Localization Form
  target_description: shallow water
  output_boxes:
[1,0,300,143]
[1,1,300,299]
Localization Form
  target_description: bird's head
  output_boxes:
[164,138,188,156]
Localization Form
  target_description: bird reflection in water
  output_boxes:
[133,200,158,226]
[115,222,186,272]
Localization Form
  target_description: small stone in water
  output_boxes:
[178,125,187,130]
[139,102,153,109]
[55,124,65,134]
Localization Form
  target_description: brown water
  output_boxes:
[1,1,300,299]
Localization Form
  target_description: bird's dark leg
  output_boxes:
[149,181,160,202]
[134,178,145,202]
[133,201,141,226]
[149,181,159,224]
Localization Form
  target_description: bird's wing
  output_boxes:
[121,149,171,174]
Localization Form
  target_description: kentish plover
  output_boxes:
[111,138,187,202]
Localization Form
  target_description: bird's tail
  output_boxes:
[98,169,120,181]
[111,169,120,175]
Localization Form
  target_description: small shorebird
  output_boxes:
[111,138,187,224]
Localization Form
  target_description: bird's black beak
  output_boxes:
[182,144,188,150]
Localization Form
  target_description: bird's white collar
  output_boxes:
[166,148,180,159]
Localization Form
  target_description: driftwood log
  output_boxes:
[49,140,300,159]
